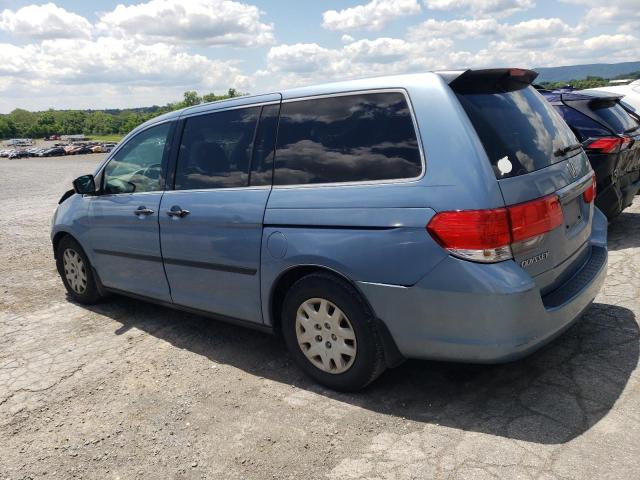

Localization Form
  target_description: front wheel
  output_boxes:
[281,272,386,391]
[56,236,103,304]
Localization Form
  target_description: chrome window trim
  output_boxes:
[273,88,426,189]
[92,190,165,199]
[179,101,280,121]
[163,185,272,194]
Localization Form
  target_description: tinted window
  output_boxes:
[555,105,610,141]
[591,101,638,134]
[175,107,260,190]
[274,92,422,185]
[250,104,280,186]
[458,86,577,179]
[104,122,171,194]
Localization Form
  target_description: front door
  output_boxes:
[160,102,280,323]
[88,122,173,301]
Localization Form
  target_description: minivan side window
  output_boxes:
[175,107,260,190]
[103,122,172,194]
[274,92,422,185]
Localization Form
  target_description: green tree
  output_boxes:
[202,92,220,103]
[0,87,244,139]
[59,111,86,135]
[85,111,117,135]
[36,111,59,136]
[0,117,16,139]
[182,91,202,107]
[119,113,145,134]
[7,109,37,137]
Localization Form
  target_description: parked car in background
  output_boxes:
[541,88,640,218]
[52,69,607,391]
[583,79,640,115]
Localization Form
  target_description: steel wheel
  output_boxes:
[62,248,87,294]
[295,298,357,374]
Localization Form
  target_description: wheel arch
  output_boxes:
[52,230,73,259]
[268,264,405,368]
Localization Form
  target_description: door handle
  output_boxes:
[134,206,154,216]
[167,205,190,218]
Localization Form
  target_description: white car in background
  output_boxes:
[584,80,640,115]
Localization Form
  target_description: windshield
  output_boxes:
[457,86,578,179]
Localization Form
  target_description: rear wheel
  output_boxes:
[281,272,386,391]
[56,236,103,304]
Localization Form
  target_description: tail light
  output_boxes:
[427,194,564,263]
[508,195,563,242]
[583,172,596,203]
[585,136,631,154]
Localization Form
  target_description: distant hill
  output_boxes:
[534,61,640,82]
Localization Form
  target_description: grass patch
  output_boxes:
[86,134,123,143]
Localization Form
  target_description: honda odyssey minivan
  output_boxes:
[52,69,608,391]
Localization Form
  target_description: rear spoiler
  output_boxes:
[437,68,538,94]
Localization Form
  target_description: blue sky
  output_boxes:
[0,0,638,112]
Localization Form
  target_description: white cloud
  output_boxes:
[501,18,582,47]
[266,43,336,75]
[0,36,250,111]
[578,2,640,33]
[560,0,637,5]
[424,0,535,18]
[0,3,92,40]
[322,0,421,31]
[261,25,640,92]
[263,37,456,89]
[583,33,636,52]
[505,18,577,40]
[409,17,580,47]
[408,18,499,40]
[0,0,637,112]
[98,0,274,47]
[560,1,639,27]
[483,33,640,67]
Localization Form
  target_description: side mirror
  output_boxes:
[72,174,96,195]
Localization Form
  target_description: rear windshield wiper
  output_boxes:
[554,143,582,157]
[624,124,639,134]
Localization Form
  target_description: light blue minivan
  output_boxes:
[52,69,608,391]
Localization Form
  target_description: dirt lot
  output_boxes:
[1,155,639,480]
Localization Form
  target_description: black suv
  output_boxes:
[541,88,640,218]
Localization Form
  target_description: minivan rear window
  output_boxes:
[274,92,422,185]
[591,101,638,134]
[457,86,577,179]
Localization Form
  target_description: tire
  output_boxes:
[281,272,386,391]
[56,236,103,305]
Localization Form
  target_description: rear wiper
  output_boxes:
[624,124,639,134]
[554,143,582,157]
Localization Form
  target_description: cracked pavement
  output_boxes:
[1,156,639,479]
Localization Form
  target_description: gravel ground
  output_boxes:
[1,155,639,480]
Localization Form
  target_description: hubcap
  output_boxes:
[295,298,357,374]
[62,248,87,294]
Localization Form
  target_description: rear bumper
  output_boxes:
[620,176,640,208]
[358,209,608,363]
[594,165,640,217]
